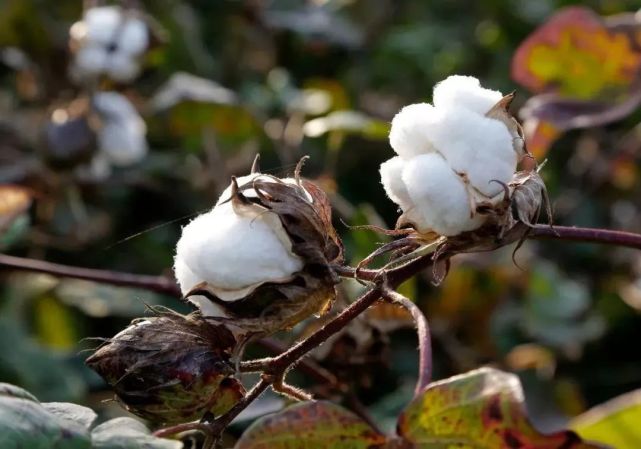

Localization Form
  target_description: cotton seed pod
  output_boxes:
[86,312,245,424]
[174,157,343,337]
[380,75,539,240]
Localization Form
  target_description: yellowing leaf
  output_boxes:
[513,7,641,158]
[235,401,387,449]
[512,7,641,99]
[572,389,641,449]
[397,367,602,449]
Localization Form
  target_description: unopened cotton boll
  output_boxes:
[380,75,522,237]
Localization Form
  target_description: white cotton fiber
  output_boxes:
[433,75,503,116]
[389,103,439,160]
[173,256,226,318]
[402,153,482,235]
[379,156,413,211]
[174,201,304,301]
[422,107,516,197]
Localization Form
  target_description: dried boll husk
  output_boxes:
[85,311,245,425]
[185,158,343,337]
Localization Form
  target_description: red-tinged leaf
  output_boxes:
[512,7,641,99]
[0,185,31,234]
[513,8,641,157]
[235,401,387,449]
[397,367,604,449]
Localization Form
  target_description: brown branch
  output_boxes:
[380,285,432,396]
[0,253,181,296]
[530,224,641,249]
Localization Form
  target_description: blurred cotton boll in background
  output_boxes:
[380,75,524,236]
[69,6,150,84]
[92,92,148,167]
[76,91,147,181]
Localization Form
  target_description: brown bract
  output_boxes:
[186,159,343,337]
[86,311,245,424]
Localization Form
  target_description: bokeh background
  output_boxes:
[1,0,641,443]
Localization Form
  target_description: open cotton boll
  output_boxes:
[423,107,516,197]
[389,103,439,160]
[175,201,304,303]
[379,156,414,211]
[402,153,483,236]
[433,75,503,116]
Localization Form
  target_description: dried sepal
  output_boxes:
[86,311,244,424]
[485,92,531,161]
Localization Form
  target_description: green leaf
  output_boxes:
[303,111,390,140]
[91,417,183,449]
[235,400,387,449]
[397,367,602,449]
[43,402,97,431]
[572,389,641,449]
[0,383,91,449]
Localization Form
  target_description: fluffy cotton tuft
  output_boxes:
[389,103,439,160]
[402,153,483,235]
[69,6,149,84]
[379,156,413,211]
[174,177,308,315]
[380,75,519,236]
[433,75,503,115]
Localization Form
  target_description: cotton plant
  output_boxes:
[83,77,567,448]
[68,5,151,84]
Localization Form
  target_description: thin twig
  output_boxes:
[380,285,432,396]
[530,224,641,249]
[0,253,181,296]
[153,422,208,439]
